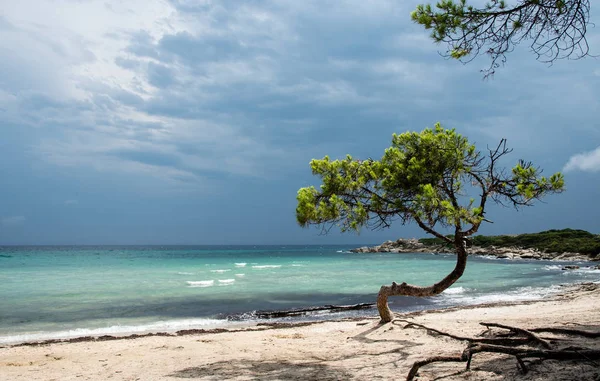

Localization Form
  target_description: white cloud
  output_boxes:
[563,146,600,172]
[1,216,26,227]
[2,0,300,187]
[4,0,599,194]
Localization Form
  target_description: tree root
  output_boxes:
[464,343,600,368]
[406,355,465,381]
[403,321,600,381]
[530,327,600,338]
[479,322,552,349]
[396,319,539,346]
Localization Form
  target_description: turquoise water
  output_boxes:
[1,245,598,344]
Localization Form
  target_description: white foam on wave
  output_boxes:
[291,264,305,267]
[437,284,562,306]
[543,265,562,271]
[177,272,194,275]
[235,263,247,267]
[0,318,227,345]
[252,265,281,269]
[186,280,214,288]
[442,286,467,295]
[218,279,235,286]
[235,274,245,277]
[210,269,231,273]
[477,255,502,260]
[561,267,600,275]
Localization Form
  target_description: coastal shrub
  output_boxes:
[419,229,600,256]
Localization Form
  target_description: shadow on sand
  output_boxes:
[168,359,352,380]
[167,323,424,380]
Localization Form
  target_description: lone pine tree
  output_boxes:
[296,124,564,322]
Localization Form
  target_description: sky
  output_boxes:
[0,0,599,245]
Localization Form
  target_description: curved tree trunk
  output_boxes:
[377,238,468,322]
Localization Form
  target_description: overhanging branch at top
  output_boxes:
[412,0,592,76]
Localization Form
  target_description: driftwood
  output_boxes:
[401,320,600,381]
[254,303,374,319]
[530,327,600,338]
[479,322,552,349]
[396,319,534,346]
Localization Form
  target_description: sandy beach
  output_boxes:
[2,283,599,381]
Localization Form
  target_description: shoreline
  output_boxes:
[2,282,596,349]
[4,256,598,348]
[2,282,599,380]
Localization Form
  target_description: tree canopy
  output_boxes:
[412,0,592,76]
[297,124,564,242]
[296,124,564,321]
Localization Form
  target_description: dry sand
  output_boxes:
[2,283,599,381]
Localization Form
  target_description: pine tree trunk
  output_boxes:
[377,238,468,323]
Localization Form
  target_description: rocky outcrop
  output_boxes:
[351,239,444,254]
[351,239,598,261]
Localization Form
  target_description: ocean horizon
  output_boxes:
[1,245,598,345]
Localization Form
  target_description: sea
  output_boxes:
[1,245,599,345]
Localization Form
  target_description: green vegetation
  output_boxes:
[412,0,591,76]
[296,124,564,235]
[296,124,564,322]
[419,229,600,256]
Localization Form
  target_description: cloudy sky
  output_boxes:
[1,0,599,245]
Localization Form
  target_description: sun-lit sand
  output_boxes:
[2,283,599,381]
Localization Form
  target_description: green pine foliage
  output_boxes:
[296,124,564,242]
[411,0,591,76]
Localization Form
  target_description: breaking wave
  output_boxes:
[187,280,214,288]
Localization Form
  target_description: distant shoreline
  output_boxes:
[351,228,600,262]
[351,239,599,262]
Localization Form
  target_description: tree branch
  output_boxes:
[413,0,592,76]
[414,215,453,244]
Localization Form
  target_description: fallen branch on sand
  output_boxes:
[254,303,374,319]
[397,320,600,381]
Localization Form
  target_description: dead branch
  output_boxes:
[395,319,532,346]
[464,343,600,371]
[480,322,552,349]
[406,355,465,381]
[404,321,600,381]
[530,327,600,338]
